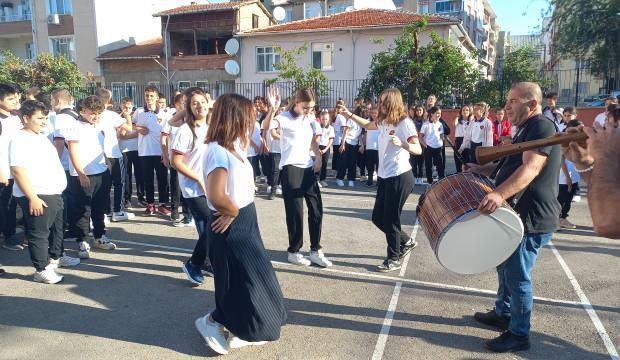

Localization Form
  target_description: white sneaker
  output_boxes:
[34,265,63,284]
[49,253,80,269]
[336,179,345,187]
[78,241,91,259]
[348,181,354,187]
[104,215,110,225]
[94,235,117,250]
[112,211,135,222]
[572,195,581,203]
[276,186,282,195]
[266,185,272,194]
[320,181,328,187]
[287,252,311,266]
[309,250,333,267]
[228,335,267,349]
[317,181,323,188]
[195,314,229,355]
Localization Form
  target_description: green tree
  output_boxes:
[0,51,85,92]
[501,46,544,86]
[548,0,619,84]
[266,44,329,99]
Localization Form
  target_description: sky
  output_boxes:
[490,0,550,35]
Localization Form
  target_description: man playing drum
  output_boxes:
[465,82,561,353]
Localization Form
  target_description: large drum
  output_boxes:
[417,173,524,274]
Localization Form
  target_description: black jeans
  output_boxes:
[0,180,17,244]
[267,153,281,189]
[68,171,110,241]
[365,149,379,184]
[168,168,190,220]
[186,196,212,267]
[123,150,144,202]
[357,149,366,176]
[141,155,169,205]
[558,183,578,219]
[454,137,464,173]
[248,156,260,178]
[105,157,125,213]
[281,165,323,253]
[372,171,415,261]
[258,154,270,177]
[331,143,340,170]
[318,145,331,181]
[337,143,359,181]
[424,146,444,184]
[17,195,64,271]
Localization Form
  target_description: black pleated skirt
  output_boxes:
[208,202,286,342]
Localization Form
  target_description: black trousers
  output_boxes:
[424,146,444,184]
[365,149,379,184]
[141,155,169,205]
[357,149,366,176]
[372,171,415,261]
[337,143,359,181]
[331,143,340,170]
[281,165,323,253]
[248,156,260,178]
[168,168,190,220]
[186,196,211,267]
[0,180,17,241]
[105,157,125,213]
[318,145,331,181]
[123,150,144,202]
[454,137,464,173]
[68,171,110,241]
[267,153,281,188]
[258,154,270,177]
[17,195,64,271]
[558,183,578,219]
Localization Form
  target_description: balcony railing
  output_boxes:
[0,13,31,23]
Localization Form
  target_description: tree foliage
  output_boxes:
[548,0,619,80]
[358,21,480,106]
[266,44,329,99]
[0,51,85,92]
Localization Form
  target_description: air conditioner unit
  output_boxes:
[47,14,60,25]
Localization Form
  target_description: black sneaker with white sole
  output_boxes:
[377,259,402,273]
[399,239,418,260]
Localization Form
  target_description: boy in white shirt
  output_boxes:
[420,107,445,184]
[9,100,80,283]
[63,96,117,258]
[117,97,145,208]
[0,83,23,251]
[593,97,617,127]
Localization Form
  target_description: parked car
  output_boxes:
[587,100,606,107]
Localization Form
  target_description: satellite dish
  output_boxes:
[224,59,240,77]
[224,38,239,56]
[273,6,286,21]
[345,6,354,11]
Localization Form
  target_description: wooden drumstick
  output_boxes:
[475,131,588,165]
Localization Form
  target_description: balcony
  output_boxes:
[0,0,31,23]
[0,12,30,22]
[170,54,234,71]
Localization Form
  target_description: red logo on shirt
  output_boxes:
[389,130,395,135]
[480,125,484,130]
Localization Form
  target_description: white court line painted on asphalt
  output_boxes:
[111,239,585,307]
[549,242,619,360]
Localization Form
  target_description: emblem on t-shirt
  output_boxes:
[480,125,484,129]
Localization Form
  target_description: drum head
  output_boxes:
[437,207,524,274]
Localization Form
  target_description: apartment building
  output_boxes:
[0,0,182,82]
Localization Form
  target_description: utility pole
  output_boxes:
[574,57,580,107]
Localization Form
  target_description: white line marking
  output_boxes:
[549,242,619,360]
[110,239,585,307]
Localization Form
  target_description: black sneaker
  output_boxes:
[201,263,215,277]
[474,308,510,331]
[268,191,276,200]
[137,199,149,207]
[485,331,530,353]
[399,239,418,260]
[377,259,402,273]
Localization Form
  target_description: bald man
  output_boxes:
[465,82,561,352]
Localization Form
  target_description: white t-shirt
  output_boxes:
[318,125,335,147]
[97,110,126,159]
[52,110,79,170]
[559,159,580,185]
[594,112,607,127]
[333,114,347,145]
[343,118,362,146]
[161,119,182,159]
[134,108,164,157]
[203,142,255,211]
[365,128,379,150]
[119,112,139,153]
[420,121,444,149]
[61,120,108,176]
[276,111,315,169]
[469,118,494,146]
[266,119,281,154]
[0,114,24,180]
[455,119,469,138]
[171,122,209,198]
[9,130,67,197]
[377,118,418,179]
[247,121,262,157]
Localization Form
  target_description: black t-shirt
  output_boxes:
[495,114,561,234]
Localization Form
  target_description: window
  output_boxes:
[252,14,259,29]
[196,81,209,92]
[305,2,323,19]
[26,43,35,59]
[283,8,293,23]
[178,81,191,92]
[50,37,74,61]
[124,82,136,102]
[312,43,333,71]
[147,81,161,90]
[256,46,280,73]
[110,82,124,105]
[435,0,456,13]
[328,1,351,15]
[418,0,429,14]
[48,0,72,15]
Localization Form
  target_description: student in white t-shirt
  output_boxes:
[9,100,80,284]
[338,88,422,273]
[558,119,583,230]
[171,88,213,285]
[134,86,170,216]
[264,107,282,200]
[420,107,445,184]
[195,93,285,354]
[593,97,618,127]
[336,103,362,187]
[459,101,494,164]
[117,97,145,207]
[331,100,347,172]
[95,88,134,222]
[247,119,263,183]
[262,87,333,268]
[0,83,23,251]
[317,109,334,187]
[63,96,117,259]
[364,106,380,186]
